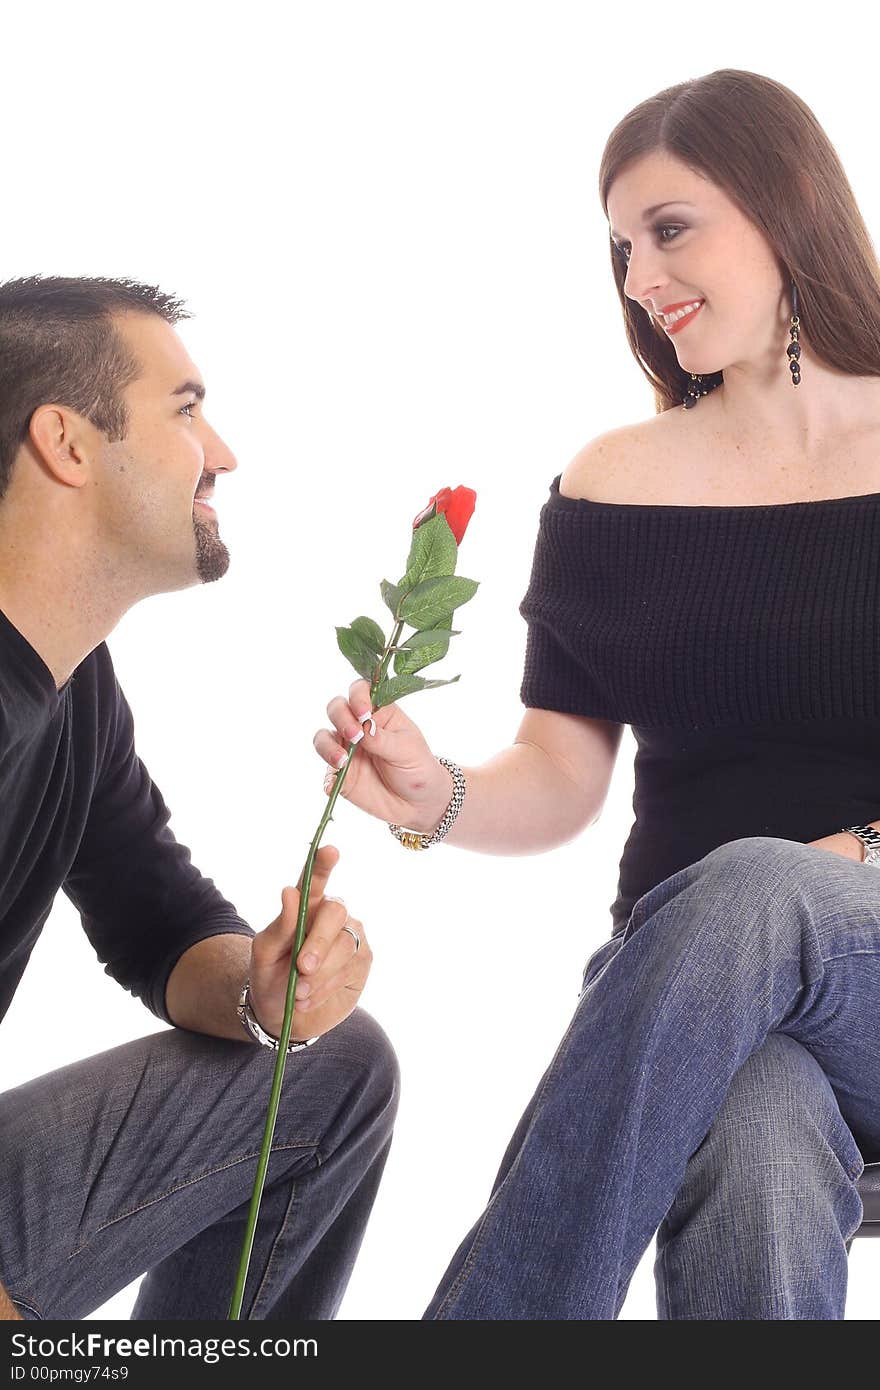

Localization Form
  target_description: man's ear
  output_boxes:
[26,404,94,490]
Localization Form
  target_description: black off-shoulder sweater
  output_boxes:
[518,473,880,936]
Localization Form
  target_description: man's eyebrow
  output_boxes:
[609,201,695,239]
[171,380,206,401]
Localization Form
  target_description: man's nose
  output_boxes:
[206,427,239,476]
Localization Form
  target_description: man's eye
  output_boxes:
[180,401,197,419]
[615,225,684,261]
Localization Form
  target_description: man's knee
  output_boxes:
[273,1007,400,1147]
[320,1008,401,1116]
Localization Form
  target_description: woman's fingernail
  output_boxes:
[302,952,319,971]
[334,751,348,768]
[349,728,364,745]
[296,981,311,999]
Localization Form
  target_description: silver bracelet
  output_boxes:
[236,979,317,1053]
[840,824,880,866]
[388,757,466,850]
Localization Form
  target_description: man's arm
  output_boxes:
[0,1278,22,1320]
[165,932,253,1042]
[62,649,255,1024]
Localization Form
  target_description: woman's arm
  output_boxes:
[317,691,624,856]
[408,710,623,853]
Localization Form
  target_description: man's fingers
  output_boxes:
[297,902,361,976]
[295,942,371,1011]
[296,844,339,906]
[298,912,361,980]
[256,851,341,967]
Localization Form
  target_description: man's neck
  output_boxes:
[0,555,131,692]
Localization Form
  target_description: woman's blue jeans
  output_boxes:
[423,836,879,1319]
[0,1007,399,1320]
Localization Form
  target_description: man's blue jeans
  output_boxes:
[424,836,878,1319]
[0,1007,399,1319]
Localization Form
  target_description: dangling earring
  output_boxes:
[787,280,801,387]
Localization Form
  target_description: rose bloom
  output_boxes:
[412,486,477,544]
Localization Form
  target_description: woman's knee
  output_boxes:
[694,835,841,928]
[668,1033,864,1225]
[626,835,822,962]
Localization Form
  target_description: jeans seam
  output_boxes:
[822,949,880,962]
[247,1178,299,1317]
[9,1293,44,1320]
[654,1235,670,1320]
[67,1140,319,1258]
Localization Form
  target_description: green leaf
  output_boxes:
[336,625,378,681]
[399,513,458,592]
[372,672,461,709]
[380,579,402,617]
[349,615,386,655]
[399,626,460,649]
[399,575,478,628]
[393,618,458,675]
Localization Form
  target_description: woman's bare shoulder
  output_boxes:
[558,414,674,502]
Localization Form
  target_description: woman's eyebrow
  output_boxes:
[609,201,695,239]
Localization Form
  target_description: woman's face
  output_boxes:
[606,150,792,378]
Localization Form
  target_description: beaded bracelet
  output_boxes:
[388,757,466,850]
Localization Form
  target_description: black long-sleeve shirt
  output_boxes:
[519,474,880,935]
[0,606,254,1028]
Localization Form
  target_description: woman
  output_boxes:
[314,69,880,1319]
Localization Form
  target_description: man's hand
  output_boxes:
[248,845,372,1041]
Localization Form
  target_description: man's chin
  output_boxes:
[193,521,231,584]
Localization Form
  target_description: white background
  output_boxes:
[1,1,877,1320]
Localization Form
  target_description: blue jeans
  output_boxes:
[0,1007,399,1319]
[423,836,878,1319]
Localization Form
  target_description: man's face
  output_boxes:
[94,311,238,593]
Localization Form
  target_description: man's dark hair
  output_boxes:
[0,275,192,503]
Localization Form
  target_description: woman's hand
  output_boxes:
[313,678,452,833]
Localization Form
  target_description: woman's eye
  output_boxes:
[180,401,197,419]
[615,225,684,261]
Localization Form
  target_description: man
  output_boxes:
[0,275,399,1321]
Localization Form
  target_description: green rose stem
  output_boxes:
[226,626,403,1320]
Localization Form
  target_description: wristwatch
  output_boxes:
[841,824,880,865]
[236,978,316,1054]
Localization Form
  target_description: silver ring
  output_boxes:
[341,922,361,953]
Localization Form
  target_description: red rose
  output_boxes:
[412,485,477,544]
